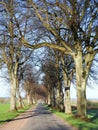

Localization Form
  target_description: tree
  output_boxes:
[34,84,48,103]
[0,0,97,117]
[60,55,75,114]
[0,0,33,110]
[23,64,37,105]
[0,0,20,110]
[20,0,98,117]
[42,61,57,107]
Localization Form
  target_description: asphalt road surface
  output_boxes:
[0,104,76,130]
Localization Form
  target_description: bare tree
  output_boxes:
[0,0,97,118]
[22,64,37,105]
[42,61,57,107]
[0,0,33,110]
[20,0,98,117]
[60,55,75,114]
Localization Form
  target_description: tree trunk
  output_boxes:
[64,80,72,114]
[27,93,30,105]
[17,83,23,108]
[51,87,56,107]
[30,98,33,105]
[56,87,60,108]
[81,78,87,116]
[74,51,86,117]
[64,79,71,114]
[18,95,23,108]
[61,57,72,114]
[64,88,71,113]
[47,93,51,105]
[10,78,17,111]
[59,91,64,112]
[56,82,64,112]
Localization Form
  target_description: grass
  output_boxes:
[45,104,98,130]
[0,103,10,113]
[0,103,31,123]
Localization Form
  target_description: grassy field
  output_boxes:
[46,101,98,130]
[0,102,31,123]
[0,103,10,113]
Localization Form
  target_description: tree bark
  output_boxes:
[51,87,56,107]
[27,93,30,105]
[74,50,87,117]
[56,81,64,112]
[56,87,60,108]
[17,87,23,108]
[10,78,17,111]
[64,80,72,114]
[30,97,33,105]
[81,78,87,116]
[47,93,51,105]
[61,57,72,114]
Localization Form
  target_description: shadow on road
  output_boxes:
[0,105,52,123]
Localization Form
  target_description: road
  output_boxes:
[0,104,76,130]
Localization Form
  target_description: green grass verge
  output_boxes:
[45,105,98,130]
[0,103,10,113]
[0,103,31,123]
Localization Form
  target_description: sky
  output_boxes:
[70,84,98,100]
[0,76,10,97]
[0,69,98,99]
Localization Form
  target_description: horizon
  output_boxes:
[0,70,98,100]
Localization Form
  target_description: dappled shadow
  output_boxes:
[1,104,98,130]
[40,124,73,130]
[0,104,76,130]
[76,124,98,130]
[90,113,98,122]
[0,114,33,123]
[69,107,98,130]
[87,108,98,116]
[87,108,98,122]
[0,105,52,123]
[71,106,98,121]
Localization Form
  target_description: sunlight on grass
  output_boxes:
[45,104,98,130]
[54,111,98,130]
[0,103,10,113]
[0,112,19,122]
[0,103,31,123]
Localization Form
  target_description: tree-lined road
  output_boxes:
[0,104,76,130]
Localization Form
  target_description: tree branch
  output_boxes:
[20,36,73,55]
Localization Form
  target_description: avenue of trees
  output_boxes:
[0,0,98,118]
